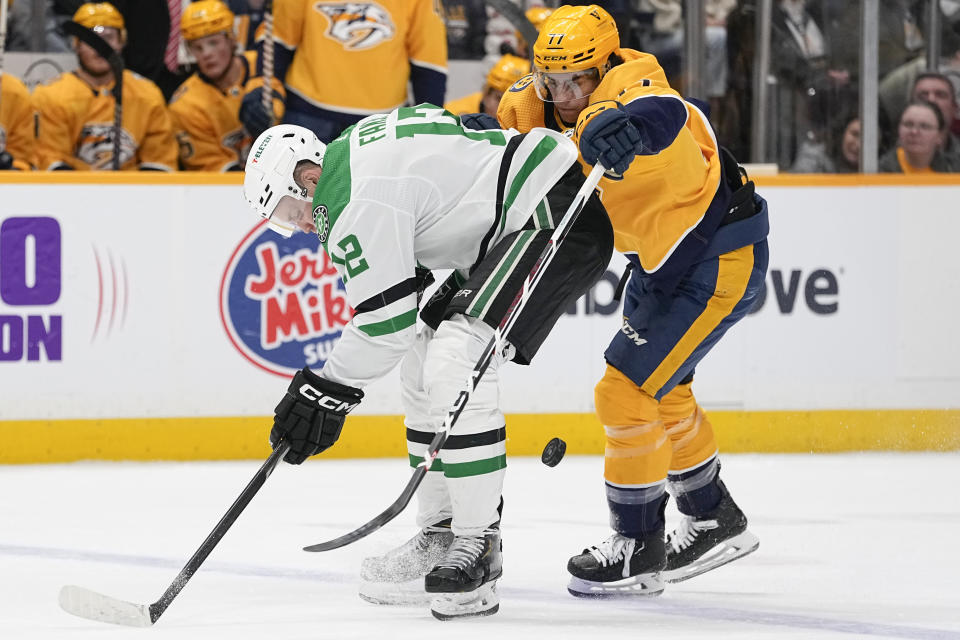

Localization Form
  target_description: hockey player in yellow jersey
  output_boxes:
[0,72,37,171]
[498,5,769,597]
[32,3,177,171]
[239,0,448,143]
[445,54,529,118]
[170,0,284,171]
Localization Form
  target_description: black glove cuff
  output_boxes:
[294,367,364,402]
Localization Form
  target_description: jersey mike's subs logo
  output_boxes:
[315,2,395,50]
[220,222,353,377]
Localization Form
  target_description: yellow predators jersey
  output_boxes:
[270,0,447,114]
[444,91,482,116]
[498,50,722,274]
[169,54,254,171]
[33,70,177,171]
[0,74,37,170]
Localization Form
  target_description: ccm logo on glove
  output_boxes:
[272,367,364,464]
[298,384,361,413]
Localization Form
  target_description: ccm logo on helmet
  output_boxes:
[299,384,360,412]
[541,55,567,61]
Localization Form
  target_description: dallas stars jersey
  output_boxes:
[0,74,37,171]
[33,70,177,171]
[310,104,576,388]
[168,53,254,172]
[268,0,447,115]
[498,49,723,277]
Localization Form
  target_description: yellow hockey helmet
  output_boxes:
[485,54,531,93]
[516,6,554,53]
[181,0,236,41]
[72,2,125,31]
[533,4,619,74]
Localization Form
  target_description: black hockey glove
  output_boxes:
[460,112,501,131]
[239,88,282,139]
[271,367,364,464]
[579,104,644,176]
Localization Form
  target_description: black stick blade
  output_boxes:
[303,468,425,552]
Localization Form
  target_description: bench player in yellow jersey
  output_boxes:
[32,3,177,171]
[445,54,529,118]
[169,0,283,171]
[498,5,769,597]
[0,72,37,171]
[240,0,447,143]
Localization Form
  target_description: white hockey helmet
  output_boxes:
[243,125,327,237]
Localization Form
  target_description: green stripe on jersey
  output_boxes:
[534,199,550,229]
[467,230,538,318]
[357,308,418,337]
[500,136,559,234]
[395,122,507,146]
[442,455,507,478]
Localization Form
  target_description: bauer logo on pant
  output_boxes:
[220,221,354,377]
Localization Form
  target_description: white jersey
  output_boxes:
[310,104,576,388]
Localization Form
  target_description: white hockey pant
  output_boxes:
[401,314,507,537]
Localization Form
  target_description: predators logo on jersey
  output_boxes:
[315,2,395,50]
[75,124,138,170]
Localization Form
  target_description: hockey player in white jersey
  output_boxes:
[243,105,613,620]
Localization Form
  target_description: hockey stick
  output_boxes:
[62,20,124,170]
[484,0,537,59]
[304,162,606,553]
[0,0,8,161]
[260,0,275,124]
[58,442,291,627]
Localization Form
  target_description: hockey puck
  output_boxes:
[541,437,567,467]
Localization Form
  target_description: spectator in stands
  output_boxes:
[32,2,178,171]
[910,71,960,166]
[240,0,447,144]
[445,53,529,117]
[169,0,282,171]
[879,13,960,130]
[5,0,74,52]
[791,111,860,173]
[0,71,37,170]
[879,99,959,173]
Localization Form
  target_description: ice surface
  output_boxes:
[2,453,959,639]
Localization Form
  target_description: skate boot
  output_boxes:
[425,527,502,620]
[567,531,666,598]
[358,519,454,605]
[662,482,759,583]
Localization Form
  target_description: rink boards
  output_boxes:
[1,173,958,461]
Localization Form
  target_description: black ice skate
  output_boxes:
[425,527,502,620]
[358,519,454,606]
[662,482,759,583]
[567,531,666,598]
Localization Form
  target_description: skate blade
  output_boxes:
[663,530,760,584]
[430,582,499,620]
[567,572,665,599]
[358,578,432,606]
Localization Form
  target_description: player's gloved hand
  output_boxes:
[0,151,14,170]
[271,367,364,464]
[239,88,281,139]
[579,106,644,176]
[460,112,500,131]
